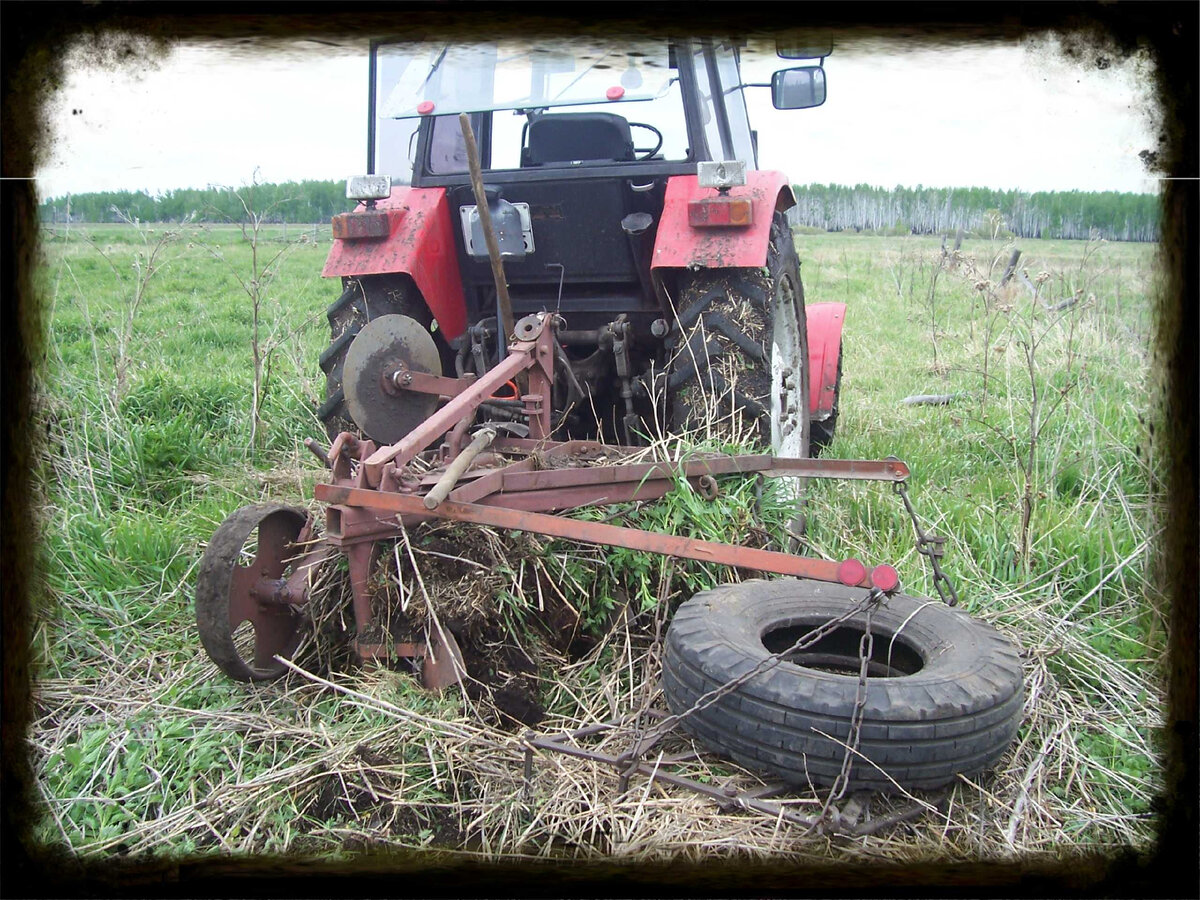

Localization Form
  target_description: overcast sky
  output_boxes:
[36,34,1159,201]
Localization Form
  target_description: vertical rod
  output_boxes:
[459,113,516,347]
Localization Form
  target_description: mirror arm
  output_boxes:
[722,82,770,96]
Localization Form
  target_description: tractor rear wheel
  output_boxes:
[316,274,434,441]
[667,211,811,458]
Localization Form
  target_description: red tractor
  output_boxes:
[317,37,845,456]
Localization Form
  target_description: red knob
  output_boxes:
[836,558,866,587]
[870,564,900,593]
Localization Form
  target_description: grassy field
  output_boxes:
[27,220,1163,868]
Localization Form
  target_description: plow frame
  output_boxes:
[283,312,911,670]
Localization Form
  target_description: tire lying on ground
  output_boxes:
[662,579,1024,792]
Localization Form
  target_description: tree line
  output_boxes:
[38,180,356,226]
[786,183,1159,242]
[40,178,1159,242]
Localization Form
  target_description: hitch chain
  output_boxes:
[809,594,878,833]
[894,480,959,607]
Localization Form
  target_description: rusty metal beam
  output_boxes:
[364,343,535,473]
[313,484,880,588]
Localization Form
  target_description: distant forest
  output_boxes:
[39,179,1160,242]
[39,180,355,229]
[786,183,1159,242]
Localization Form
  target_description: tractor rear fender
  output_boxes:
[650,171,795,270]
[322,186,468,341]
[806,301,845,419]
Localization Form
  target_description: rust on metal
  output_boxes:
[313,484,879,588]
[364,344,534,474]
[424,427,497,509]
[388,367,476,399]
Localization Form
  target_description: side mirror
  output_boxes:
[771,66,826,110]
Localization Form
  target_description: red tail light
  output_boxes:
[687,195,754,227]
[332,208,392,240]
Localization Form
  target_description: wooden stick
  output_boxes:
[459,113,515,345]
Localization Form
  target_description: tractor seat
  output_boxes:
[524,112,636,166]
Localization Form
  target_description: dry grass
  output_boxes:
[28,506,1162,865]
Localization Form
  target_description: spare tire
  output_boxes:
[662,579,1024,792]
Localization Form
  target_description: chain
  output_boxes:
[814,600,874,828]
[894,479,959,607]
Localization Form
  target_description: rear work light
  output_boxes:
[687,195,754,227]
[346,175,392,201]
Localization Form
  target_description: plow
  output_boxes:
[196,34,1023,830]
[196,309,1023,820]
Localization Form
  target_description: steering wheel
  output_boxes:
[628,122,664,160]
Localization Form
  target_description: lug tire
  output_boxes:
[667,211,811,458]
[662,579,1024,792]
[318,274,433,442]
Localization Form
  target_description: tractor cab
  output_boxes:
[363,39,826,330]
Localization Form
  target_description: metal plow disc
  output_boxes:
[343,313,442,445]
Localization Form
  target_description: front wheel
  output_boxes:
[196,504,311,682]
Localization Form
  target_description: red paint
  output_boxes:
[651,170,794,270]
[323,186,467,340]
[606,85,625,100]
[417,100,435,115]
[837,558,866,587]
[805,301,846,418]
[870,564,900,593]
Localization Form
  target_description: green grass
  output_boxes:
[28,220,1163,860]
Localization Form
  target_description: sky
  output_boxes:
[35,33,1160,201]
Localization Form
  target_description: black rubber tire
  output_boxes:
[810,340,841,453]
[317,274,434,442]
[662,579,1024,792]
[667,211,811,458]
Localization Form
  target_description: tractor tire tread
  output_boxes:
[317,275,431,441]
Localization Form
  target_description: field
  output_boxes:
[26,220,1164,873]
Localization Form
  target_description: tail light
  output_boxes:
[332,208,392,239]
[688,195,754,227]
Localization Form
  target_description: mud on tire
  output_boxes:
[662,579,1024,792]
[665,211,811,457]
[317,274,434,441]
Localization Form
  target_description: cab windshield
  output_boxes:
[377,40,674,118]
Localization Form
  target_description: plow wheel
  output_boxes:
[317,274,438,442]
[196,504,312,682]
[667,211,811,458]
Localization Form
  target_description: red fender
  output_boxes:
[806,302,846,419]
[322,186,467,341]
[650,170,795,270]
